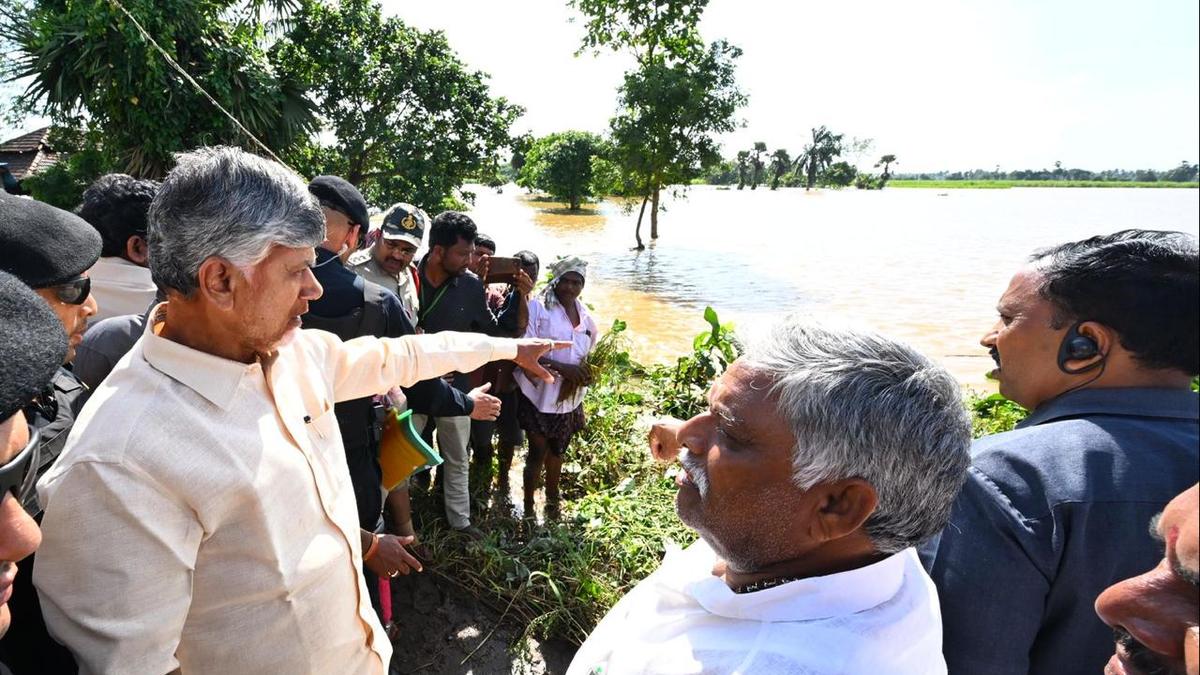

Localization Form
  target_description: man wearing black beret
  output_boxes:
[0,193,100,486]
[0,269,74,675]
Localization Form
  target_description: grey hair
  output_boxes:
[741,319,972,554]
[148,146,325,295]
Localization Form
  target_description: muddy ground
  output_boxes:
[387,570,577,675]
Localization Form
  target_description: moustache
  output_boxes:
[678,449,710,497]
[1113,627,1181,675]
[989,346,1001,368]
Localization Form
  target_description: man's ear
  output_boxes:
[807,479,879,544]
[195,257,239,311]
[126,235,149,266]
[1076,321,1113,361]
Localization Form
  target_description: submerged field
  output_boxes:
[889,179,1200,189]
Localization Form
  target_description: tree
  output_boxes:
[571,0,743,247]
[516,131,607,210]
[569,0,709,65]
[793,126,844,190]
[735,150,749,190]
[819,161,857,188]
[3,0,315,182]
[1163,161,1198,182]
[768,148,790,189]
[875,153,897,186]
[748,141,766,189]
[273,0,522,210]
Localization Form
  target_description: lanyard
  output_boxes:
[418,283,450,324]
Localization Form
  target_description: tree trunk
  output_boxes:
[633,193,649,250]
[650,188,660,240]
[570,194,581,211]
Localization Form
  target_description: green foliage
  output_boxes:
[768,148,790,189]
[648,306,741,420]
[571,0,743,244]
[607,39,745,242]
[794,125,844,189]
[516,131,608,210]
[3,0,315,178]
[819,160,857,188]
[968,392,1028,437]
[272,0,522,210]
[19,126,111,208]
[569,0,710,65]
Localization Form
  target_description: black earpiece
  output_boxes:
[1057,322,1102,375]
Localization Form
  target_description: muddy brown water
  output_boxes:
[453,184,1198,392]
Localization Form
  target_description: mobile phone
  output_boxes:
[484,256,521,284]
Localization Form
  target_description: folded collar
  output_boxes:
[140,303,260,410]
[682,540,910,623]
[1020,387,1199,429]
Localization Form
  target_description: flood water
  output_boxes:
[461,185,1199,391]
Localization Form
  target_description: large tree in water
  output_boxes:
[571,0,745,249]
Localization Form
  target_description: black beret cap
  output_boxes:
[0,269,68,422]
[308,176,369,230]
[0,192,102,288]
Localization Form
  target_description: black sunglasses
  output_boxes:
[44,276,91,305]
[0,425,41,505]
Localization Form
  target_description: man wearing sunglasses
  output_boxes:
[0,192,102,500]
[0,269,71,674]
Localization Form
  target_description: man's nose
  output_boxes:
[1094,574,1182,658]
[676,413,712,457]
[82,292,99,318]
[302,269,324,301]
[980,323,1000,348]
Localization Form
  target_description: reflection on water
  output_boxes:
[464,187,1199,390]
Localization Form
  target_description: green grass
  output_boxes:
[410,314,1030,648]
[889,179,1199,189]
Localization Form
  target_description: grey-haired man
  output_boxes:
[33,146,565,675]
[569,319,972,675]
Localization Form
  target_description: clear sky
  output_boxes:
[383,0,1199,172]
[4,0,1196,172]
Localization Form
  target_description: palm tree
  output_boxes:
[768,148,791,190]
[793,126,844,190]
[875,154,897,186]
[749,141,767,189]
[736,150,750,190]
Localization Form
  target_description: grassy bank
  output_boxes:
[410,310,1027,651]
[889,179,1200,189]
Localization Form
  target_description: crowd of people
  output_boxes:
[0,144,1195,675]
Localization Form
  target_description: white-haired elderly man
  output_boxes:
[568,319,972,675]
[33,147,566,675]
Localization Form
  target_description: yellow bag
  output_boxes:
[379,408,442,491]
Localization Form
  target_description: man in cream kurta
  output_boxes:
[34,309,522,674]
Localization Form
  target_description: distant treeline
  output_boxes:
[895,161,1199,184]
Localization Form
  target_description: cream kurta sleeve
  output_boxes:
[318,330,519,403]
[34,460,203,675]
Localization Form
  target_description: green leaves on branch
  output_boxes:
[272,0,522,211]
[3,0,316,181]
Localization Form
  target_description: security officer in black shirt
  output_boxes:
[0,191,102,674]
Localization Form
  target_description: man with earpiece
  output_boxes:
[920,230,1199,675]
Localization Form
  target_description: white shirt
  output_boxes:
[88,256,157,322]
[568,540,947,675]
[515,296,599,413]
[34,306,518,675]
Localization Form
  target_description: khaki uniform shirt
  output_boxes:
[349,251,419,327]
[34,306,517,675]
